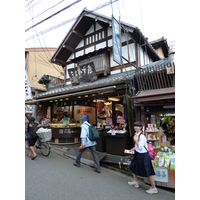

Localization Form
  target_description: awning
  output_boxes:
[132,87,175,102]
[25,85,117,104]
[32,69,135,101]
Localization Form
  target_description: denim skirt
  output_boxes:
[129,151,155,177]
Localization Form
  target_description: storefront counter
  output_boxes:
[96,129,107,152]
[51,127,81,144]
[104,131,131,156]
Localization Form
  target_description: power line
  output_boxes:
[25,0,119,42]
[25,0,81,32]
[26,1,64,74]
[25,0,65,24]
[25,0,34,8]
[25,0,42,12]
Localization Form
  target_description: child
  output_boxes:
[128,121,158,194]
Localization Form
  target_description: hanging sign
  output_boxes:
[167,66,174,74]
[153,167,168,182]
[112,16,122,65]
[68,62,97,86]
[25,70,32,100]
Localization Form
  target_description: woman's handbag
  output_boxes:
[25,132,31,140]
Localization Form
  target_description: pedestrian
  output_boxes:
[128,121,158,194]
[73,115,101,173]
[25,108,30,141]
[27,117,38,160]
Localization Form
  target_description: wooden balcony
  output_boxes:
[135,59,175,91]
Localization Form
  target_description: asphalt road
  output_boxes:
[25,146,175,200]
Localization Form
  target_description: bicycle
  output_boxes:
[36,139,51,157]
[25,128,52,157]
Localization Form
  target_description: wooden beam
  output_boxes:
[73,30,84,39]
[110,61,136,71]
[54,58,66,66]
[122,56,136,68]
[63,44,75,53]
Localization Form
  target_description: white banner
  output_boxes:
[153,168,168,182]
[25,70,32,100]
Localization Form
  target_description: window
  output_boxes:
[102,31,104,39]
[85,29,105,45]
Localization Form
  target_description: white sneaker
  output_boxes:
[146,187,158,194]
[128,181,139,188]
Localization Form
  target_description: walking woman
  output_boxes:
[128,121,158,194]
[27,117,38,160]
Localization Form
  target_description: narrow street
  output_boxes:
[25,146,175,200]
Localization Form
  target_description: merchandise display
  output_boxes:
[145,128,161,152]
[152,149,175,169]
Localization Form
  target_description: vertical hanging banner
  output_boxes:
[112,16,122,65]
[25,70,32,100]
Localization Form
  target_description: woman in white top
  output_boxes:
[128,121,158,194]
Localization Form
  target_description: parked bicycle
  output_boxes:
[25,128,52,157]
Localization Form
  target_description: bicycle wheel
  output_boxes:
[40,141,51,156]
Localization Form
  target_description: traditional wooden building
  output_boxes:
[28,9,171,156]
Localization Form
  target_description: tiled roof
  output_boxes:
[34,69,135,99]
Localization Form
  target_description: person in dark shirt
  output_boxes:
[27,117,38,160]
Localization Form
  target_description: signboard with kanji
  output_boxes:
[68,62,97,85]
[25,70,32,100]
[74,105,96,124]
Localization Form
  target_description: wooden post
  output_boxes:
[64,66,66,85]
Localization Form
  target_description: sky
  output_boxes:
[25,0,176,49]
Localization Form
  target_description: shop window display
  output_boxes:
[144,112,175,188]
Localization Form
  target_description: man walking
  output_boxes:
[74,114,101,173]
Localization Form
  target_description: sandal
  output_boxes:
[31,155,37,160]
[27,154,31,158]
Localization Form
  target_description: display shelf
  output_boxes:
[148,139,160,141]
[154,147,161,149]
[145,130,161,151]
[146,131,160,133]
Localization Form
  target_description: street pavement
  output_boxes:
[25,146,175,200]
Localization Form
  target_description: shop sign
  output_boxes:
[153,168,168,182]
[76,107,93,115]
[25,70,32,100]
[167,66,174,74]
[68,62,97,85]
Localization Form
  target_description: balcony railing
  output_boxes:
[135,60,175,91]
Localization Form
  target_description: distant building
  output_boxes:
[25,48,64,100]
